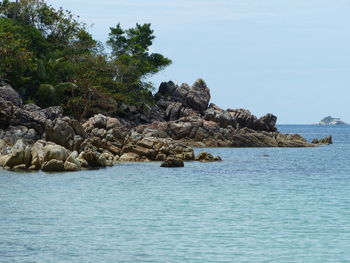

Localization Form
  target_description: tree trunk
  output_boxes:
[13,0,19,21]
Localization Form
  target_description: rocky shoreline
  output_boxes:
[0,79,316,172]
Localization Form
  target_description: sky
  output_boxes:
[47,0,350,124]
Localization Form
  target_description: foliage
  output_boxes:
[0,0,171,118]
[107,23,171,94]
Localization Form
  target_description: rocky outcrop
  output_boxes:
[156,79,210,121]
[0,80,321,172]
[134,117,312,148]
[312,136,332,145]
[121,133,195,162]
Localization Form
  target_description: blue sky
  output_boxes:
[47,0,350,124]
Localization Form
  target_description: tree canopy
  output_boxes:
[0,0,172,118]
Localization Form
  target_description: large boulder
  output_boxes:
[1,139,30,168]
[156,81,177,98]
[43,144,69,162]
[227,108,256,129]
[45,117,84,149]
[64,151,81,171]
[78,150,106,168]
[253,114,277,132]
[204,104,236,128]
[9,107,48,135]
[0,82,22,106]
[184,79,211,112]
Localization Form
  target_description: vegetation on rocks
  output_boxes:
[0,0,171,118]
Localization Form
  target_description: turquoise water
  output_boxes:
[1,125,350,263]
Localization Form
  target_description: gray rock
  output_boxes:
[184,79,210,112]
[0,82,22,106]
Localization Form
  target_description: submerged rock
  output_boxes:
[160,158,184,168]
[195,152,222,162]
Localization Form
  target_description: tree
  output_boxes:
[0,17,35,94]
[107,23,171,96]
[0,1,172,117]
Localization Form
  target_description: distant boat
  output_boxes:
[315,116,347,125]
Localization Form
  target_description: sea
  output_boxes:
[1,125,350,263]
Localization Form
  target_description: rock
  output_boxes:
[22,104,42,113]
[0,82,22,106]
[0,139,8,155]
[79,150,105,167]
[160,158,184,168]
[156,81,177,98]
[41,106,63,120]
[253,114,277,132]
[165,102,182,121]
[85,114,108,129]
[118,152,141,162]
[3,150,24,168]
[45,118,76,149]
[127,145,157,159]
[106,117,123,130]
[12,164,27,170]
[314,136,332,145]
[43,144,68,162]
[2,139,27,168]
[65,151,81,171]
[10,107,47,135]
[21,104,62,121]
[1,125,38,144]
[184,79,211,112]
[227,108,256,129]
[64,161,81,171]
[113,155,120,162]
[100,152,114,166]
[195,152,222,162]
[42,159,64,172]
[30,141,45,169]
[0,98,13,129]
[204,106,236,128]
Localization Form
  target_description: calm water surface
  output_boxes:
[1,125,350,263]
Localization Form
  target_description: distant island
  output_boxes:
[316,116,347,125]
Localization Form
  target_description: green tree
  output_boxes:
[107,23,171,97]
[0,1,172,117]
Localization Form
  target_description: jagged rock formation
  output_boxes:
[312,136,333,145]
[0,80,316,172]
